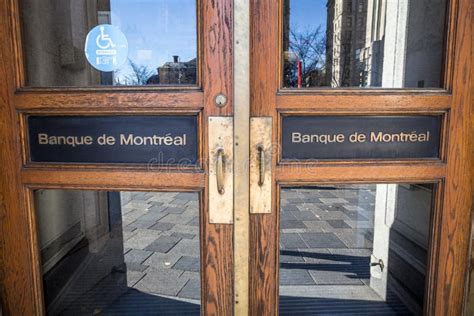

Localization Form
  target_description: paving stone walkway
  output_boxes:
[279,186,375,288]
[117,186,407,314]
[120,192,201,302]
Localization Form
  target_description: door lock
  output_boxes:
[371,258,385,272]
[215,93,227,107]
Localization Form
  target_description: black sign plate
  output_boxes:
[281,116,441,160]
[28,115,198,165]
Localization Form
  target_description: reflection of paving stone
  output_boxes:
[280,252,305,263]
[280,233,307,249]
[172,239,200,257]
[126,262,148,272]
[126,271,145,287]
[280,220,307,229]
[300,232,346,248]
[171,232,195,240]
[143,252,181,269]
[280,268,315,285]
[124,249,153,264]
[136,211,168,222]
[326,220,351,229]
[178,278,201,300]
[289,210,317,220]
[124,229,161,250]
[163,206,186,214]
[334,231,372,249]
[173,256,200,272]
[134,268,188,296]
[341,210,369,221]
[145,236,181,253]
[125,220,155,230]
[186,217,200,227]
[149,222,175,231]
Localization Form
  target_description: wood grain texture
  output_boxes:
[277,93,452,111]
[14,90,204,110]
[434,0,473,313]
[0,0,40,314]
[21,169,205,190]
[249,0,279,314]
[201,0,234,314]
[276,164,447,183]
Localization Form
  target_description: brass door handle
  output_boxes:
[257,146,265,186]
[216,148,225,194]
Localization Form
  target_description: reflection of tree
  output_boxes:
[284,26,327,87]
[114,59,155,85]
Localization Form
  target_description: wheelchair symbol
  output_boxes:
[96,26,116,49]
[85,24,128,72]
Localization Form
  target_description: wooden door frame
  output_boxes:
[0,0,234,315]
[249,0,472,315]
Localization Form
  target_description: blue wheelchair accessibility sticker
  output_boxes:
[85,24,128,72]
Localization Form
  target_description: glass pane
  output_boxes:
[34,190,200,315]
[279,184,435,315]
[21,0,197,87]
[282,0,447,88]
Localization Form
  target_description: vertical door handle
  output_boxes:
[257,146,265,186]
[250,117,272,214]
[208,117,233,224]
[216,148,225,194]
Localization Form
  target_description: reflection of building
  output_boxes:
[326,0,367,87]
[147,56,197,85]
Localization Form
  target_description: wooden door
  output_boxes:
[248,0,472,315]
[0,0,233,315]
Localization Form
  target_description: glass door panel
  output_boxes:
[278,184,435,315]
[34,190,201,315]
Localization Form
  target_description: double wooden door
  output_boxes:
[0,0,472,315]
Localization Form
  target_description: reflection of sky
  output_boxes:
[110,0,196,75]
[290,0,327,33]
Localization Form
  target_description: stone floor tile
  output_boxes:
[326,220,352,229]
[178,278,201,300]
[125,220,155,230]
[126,262,148,272]
[163,206,186,214]
[149,222,175,231]
[143,252,182,269]
[171,239,201,257]
[173,256,200,272]
[136,211,168,222]
[171,232,196,240]
[289,210,317,221]
[280,233,308,249]
[124,229,161,250]
[134,268,187,296]
[126,270,145,287]
[280,220,307,229]
[171,224,199,235]
[160,213,195,224]
[124,249,153,264]
[319,198,349,204]
[300,232,347,248]
[279,268,316,285]
[145,235,182,253]
[302,220,333,232]
[334,231,372,248]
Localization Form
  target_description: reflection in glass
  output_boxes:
[21,0,197,87]
[283,0,447,88]
[35,190,200,315]
[279,184,434,315]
